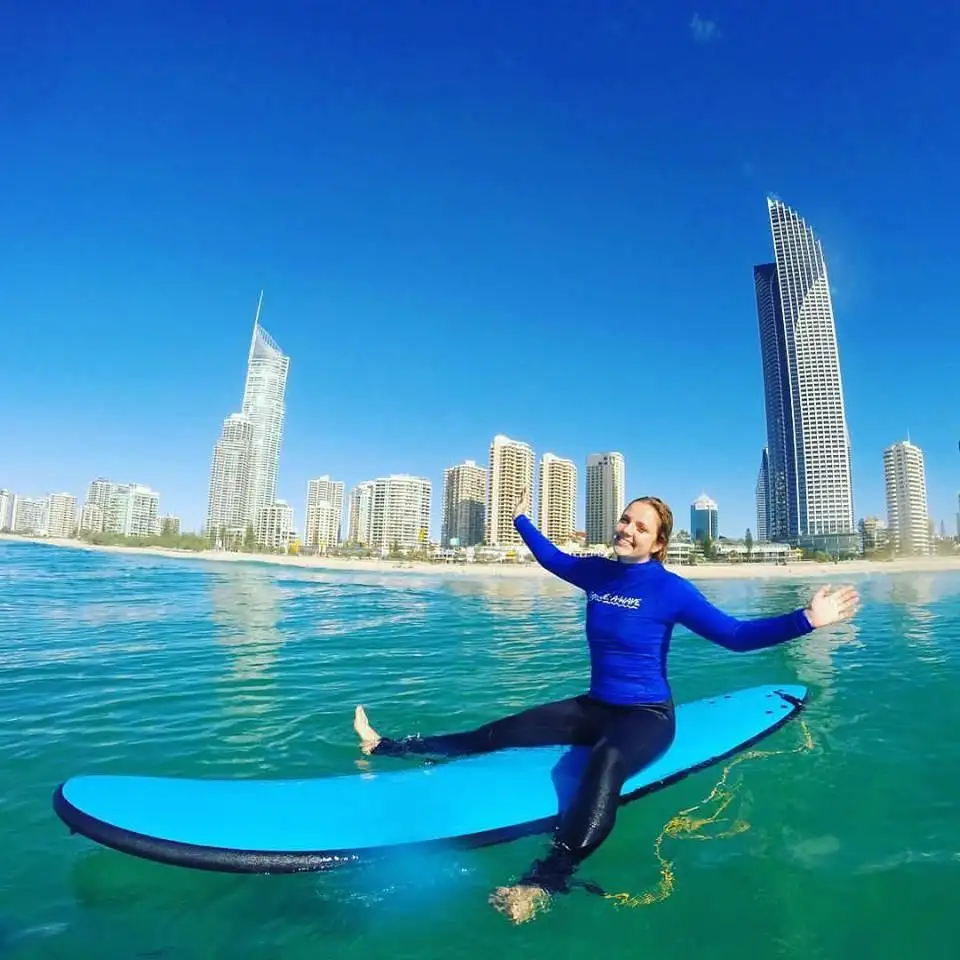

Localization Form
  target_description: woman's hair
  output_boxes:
[626,496,674,563]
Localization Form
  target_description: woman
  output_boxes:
[354,491,859,923]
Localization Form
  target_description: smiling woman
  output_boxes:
[354,490,859,924]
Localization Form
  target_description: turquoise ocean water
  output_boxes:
[2,539,959,958]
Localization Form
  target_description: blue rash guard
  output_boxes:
[515,514,814,705]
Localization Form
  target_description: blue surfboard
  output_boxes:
[52,684,807,873]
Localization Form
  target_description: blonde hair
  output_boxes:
[625,496,674,563]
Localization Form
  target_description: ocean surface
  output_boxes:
[1,539,959,959]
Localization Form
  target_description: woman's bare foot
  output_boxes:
[489,884,550,924]
[353,705,381,755]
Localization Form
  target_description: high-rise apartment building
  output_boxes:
[348,481,375,546]
[106,483,160,537]
[883,440,931,556]
[485,435,535,546]
[690,494,719,543]
[255,500,294,552]
[538,453,577,544]
[754,197,856,553]
[206,293,290,543]
[304,476,345,551]
[0,489,13,531]
[11,496,48,535]
[46,493,78,539]
[585,452,625,546]
[368,475,431,551]
[206,413,254,540]
[755,448,770,542]
[441,460,487,547]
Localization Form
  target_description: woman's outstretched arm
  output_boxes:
[511,488,598,590]
[675,581,859,652]
[513,513,597,589]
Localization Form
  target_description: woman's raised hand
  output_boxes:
[805,584,860,628]
[514,487,531,519]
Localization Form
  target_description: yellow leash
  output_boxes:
[604,717,815,909]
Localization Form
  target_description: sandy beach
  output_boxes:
[3,532,959,582]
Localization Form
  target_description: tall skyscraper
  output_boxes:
[585,452,625,546]
[347,481,375,545]
[485,435,535,546]
[206,293,290,542]
[304,476,345,551]
[754,197,856,553]
[755,448,770,542]
[690,494,719,543]
[369,475,432,551]
[441,460,487,547]
[883,440,931,556]
[538,453,577,544]
[206,413,253,540]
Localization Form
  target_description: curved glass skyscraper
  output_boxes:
[754,197,856,554]
[206,293,290,543]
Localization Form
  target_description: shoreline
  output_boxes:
[3,532,960,582]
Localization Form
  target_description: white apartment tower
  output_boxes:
[348,481,376,546]
[304,476,345,552]
[0,489,13,531]
[206,293,290,542]
[486,435,535,546]
[585,452,625,546]
[206,413,254,539]
[754,197,856,553]
[369,475,431,551]
[47,493,78,539]
[106,483,160,537]
[83,478,113,532]
[255,500,294,552]
[538,453,577,544]
[883,440,931,556]
[441,460,487,547]
[11,496,48,535]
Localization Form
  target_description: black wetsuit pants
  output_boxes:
[372,693,676,893]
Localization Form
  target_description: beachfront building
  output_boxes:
[368,475,431,551]
[206,413,254,541]
[690,494,719,543]
[105,483,161,538]
[304,476,345,552]
[538,453,577,544]
[46,493,78,539]
[82,478,114,532]
[441,459,487,548]
[883,439,931,556]
[859,515,888,553]
[159,515,181,536]
[255,500,294,552]
[0,489,13,531]
[205,293,290,541]
[585,452,625,547]
[347,481,375,546]
[485,435,535,547]
[79,502,104,533]
[754,197,857,555]
[11,495,48,535]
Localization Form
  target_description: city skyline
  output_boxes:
[2,6,957,540]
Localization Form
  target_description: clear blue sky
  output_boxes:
[2,1,958,538]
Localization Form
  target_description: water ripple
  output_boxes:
[2,541,960,957]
